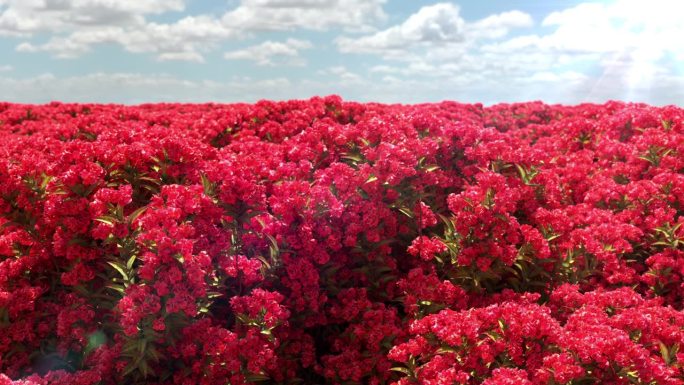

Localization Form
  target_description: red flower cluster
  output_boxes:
[0,97,683,384]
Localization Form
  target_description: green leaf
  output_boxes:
[122,362,137,377]
[107,261,129,281]
[200,173,217,197]
[126,254,137,270]
[659,341,677,365]
[245,373,271,382]
[389,367,411,375]
[398,207,413,218]
[341,153,364,163]
[139,359,150,378]
[95,217,116,226]
[266,234,280,260]
[485,331,501,341]
[128,206,147,224]
[498,318,507,332]
[105,284,125,294]
[256,255,271,269]
[147,346,163,362]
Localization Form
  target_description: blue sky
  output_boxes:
[0,0,682,105]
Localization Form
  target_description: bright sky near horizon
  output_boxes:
[0,0,682,105]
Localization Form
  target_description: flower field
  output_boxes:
[0,96,683,385]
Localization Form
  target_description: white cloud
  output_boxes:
[1,0,233,61]
[318,66,363,84]
[0,72,294,103]
[337,3,465,54]
[2,0,683,105]
[0,0,241,62]
[0,0,184,35]
[337,3,532,59]
[14,16,235,61]
[336,0,684,105]
[0,65,681,106]
[486,0,684,58]
[370,61,463,78]
[468,10,533,40]
[157,52,204,63]
[0,64,12,71]
[3,0,388,61]
[334,3,537,86]
[222,0,386,31]
[116,16,234,61]
[16,27,119,57]
[475,0,684,104]
[224,38,312,66]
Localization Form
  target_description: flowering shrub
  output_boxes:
[0,97,683,384]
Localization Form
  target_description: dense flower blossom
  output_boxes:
[0,97,683,384]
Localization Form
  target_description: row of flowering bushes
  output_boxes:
[0,96,683,384]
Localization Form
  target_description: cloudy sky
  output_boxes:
[0,0,682,105]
